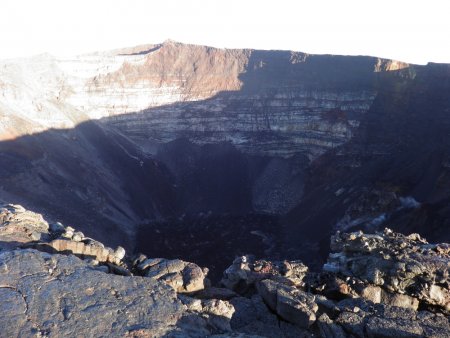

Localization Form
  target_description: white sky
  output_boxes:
[0,0,448,64]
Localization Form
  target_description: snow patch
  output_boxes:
[399,196,421,209]
[368,213,386,228]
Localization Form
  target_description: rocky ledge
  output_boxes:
[0,203,449,337]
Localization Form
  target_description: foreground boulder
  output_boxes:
[0,204,49,249]
[134,257,208,293]
[257,279,318,328]
[0,249,187,337]
[222,255,318,329]
[222,256,308,292]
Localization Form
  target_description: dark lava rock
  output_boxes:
[324,228,450,313]
[0,249,186,337]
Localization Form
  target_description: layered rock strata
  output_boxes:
[0,41,435,257]
[0,41,400,158]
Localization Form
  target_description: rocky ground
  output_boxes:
[0,203,448,337]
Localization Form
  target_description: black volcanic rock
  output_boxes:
[220,228,450,336]
[0,249,186,337]
[325,229,450,313]
[3,204,448,337]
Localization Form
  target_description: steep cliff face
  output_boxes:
[1,41,409,157]
[283,63,450,266]
[0,41,447,260]
[98,43,407,158]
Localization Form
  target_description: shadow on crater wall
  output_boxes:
[0,51,449,276]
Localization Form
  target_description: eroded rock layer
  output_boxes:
[1,40,402,159]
